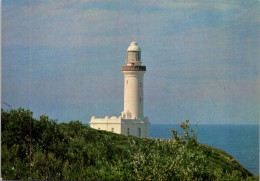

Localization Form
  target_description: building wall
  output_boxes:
[121,119,149,138]
[90,116,150,138]
[123,71,145,120]
[90,116,122,134]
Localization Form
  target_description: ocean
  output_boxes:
[150,124,259,175]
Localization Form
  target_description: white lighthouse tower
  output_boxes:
[90,42,150,138]
[121,42,145,120]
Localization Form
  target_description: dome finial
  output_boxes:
[130,36,136,42]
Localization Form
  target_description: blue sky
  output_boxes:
[2,0,259,124]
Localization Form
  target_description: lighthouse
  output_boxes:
[121,42,146,120]
[90,42,150,138]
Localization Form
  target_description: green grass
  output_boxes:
[1,108,258,180]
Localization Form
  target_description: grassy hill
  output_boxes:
[1,108,258,180]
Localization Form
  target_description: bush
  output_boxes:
[1,108,257,180]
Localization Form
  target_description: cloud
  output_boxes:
[2,0,258,49]
[137,0,240,11]
[2,0,259,124]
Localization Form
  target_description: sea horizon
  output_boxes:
[150,123,259,125]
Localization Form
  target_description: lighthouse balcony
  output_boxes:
[122,66,146,71]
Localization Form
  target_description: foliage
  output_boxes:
[170,120,198,146]
[1,108,258,180]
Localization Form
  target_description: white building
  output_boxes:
[89,42,150,138]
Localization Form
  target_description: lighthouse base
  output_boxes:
[89,116,149,138]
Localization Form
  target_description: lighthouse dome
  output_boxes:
[127,42,141,52]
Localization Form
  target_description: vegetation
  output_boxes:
[1,108,258,180]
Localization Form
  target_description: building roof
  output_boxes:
[127,41,141,52]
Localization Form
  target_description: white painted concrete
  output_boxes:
[127,41,141,51]
[89,42,150,138]
[122,71,144,120]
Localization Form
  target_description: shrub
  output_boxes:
[1,109,257,180]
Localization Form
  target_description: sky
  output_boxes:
[1,0,259,124]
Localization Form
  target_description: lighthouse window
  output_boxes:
[140,82,142,87]
[127,128,130,135]
[135,53,138,61]
[111,128,114,132]
[140,97,142,103]
[126,80,128,85]
[128,52,133,60]
[138,128,141,137]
